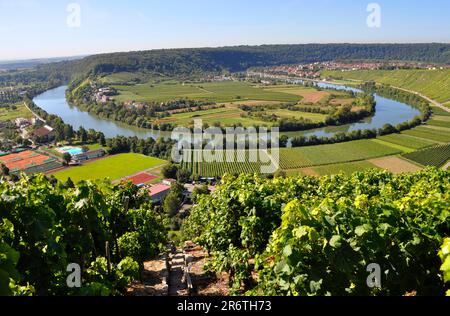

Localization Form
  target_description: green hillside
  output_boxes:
[323,69,450,104]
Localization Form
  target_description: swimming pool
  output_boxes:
[58,146,83,156]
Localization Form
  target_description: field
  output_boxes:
[279,139,401,169]
[264,108,327,122]
[182,150,274,177]
[52,153,167,183]
[157,107,271,127]
[426,116,450,129]
[264,86,331,103]
[402,144,450,168]
[432,107,450,116]
[182,140,403,177]
[369,156,423,173]
[402,126,450,143]
[112,81,301,104]
[377,133,438,150]
[0,103,32,121]
[323,69,450,104]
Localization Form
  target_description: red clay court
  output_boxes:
[124,172,158,185]
[0,150,56,172]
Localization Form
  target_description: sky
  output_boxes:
[0,0,449,60]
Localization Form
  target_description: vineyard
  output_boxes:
[322,69,450,103]
[183,169,450,296]
[402,144,450,168]
[181,150,274,177]
[278,140,400,169]
[0,175,166,296]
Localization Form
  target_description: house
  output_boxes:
[162,179,176,186]
[149,183,171,203]
[101,95,109,103]
[15,118,30,128]
[73,149,106,162]
[30,117,44,127]
[32,125,55,142]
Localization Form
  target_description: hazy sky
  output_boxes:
[0,0,449,60]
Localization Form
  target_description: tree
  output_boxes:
[62,153,72,166]
[1,164,9,176]
[65,177,75,189]
[176,168,191,184]
[274,170,287,178]
[78,127,88,143]
[163,192,181,217]
[162,163,178,179]
[192,184,210,203]
[99,134,106,147]
[63,125,74,141]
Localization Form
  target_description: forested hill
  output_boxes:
[38,43,450,79]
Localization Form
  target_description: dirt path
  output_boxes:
[23,101,47,122]
[127,255,169,296]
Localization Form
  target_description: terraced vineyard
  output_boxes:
[402,144,450,168]
[323,69,450,103]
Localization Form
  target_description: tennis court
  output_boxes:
[124,172,159,185]
[0,150,58,173]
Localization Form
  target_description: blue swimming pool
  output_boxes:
[59,146,83,156]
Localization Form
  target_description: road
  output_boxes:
[390,86,450,114]
[23,101,47,122]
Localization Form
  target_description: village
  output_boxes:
[250,60,450,80]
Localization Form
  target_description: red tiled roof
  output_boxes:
[33,127,53,137]
[149,184,171,197]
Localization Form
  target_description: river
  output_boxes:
[32,84,421,140]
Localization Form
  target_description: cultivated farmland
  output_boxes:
[278,140,401,169]
[112,81,301,103]
[182,150,274,177]
[402,126,450,143]
[402,144,450,168]
[323,69,450,103]
[377,133,438,150]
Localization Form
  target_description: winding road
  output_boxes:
[390,86,450,114]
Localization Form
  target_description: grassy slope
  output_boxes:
[53,153,166,183]
[0,102,32,121]
[323,69,450,104]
